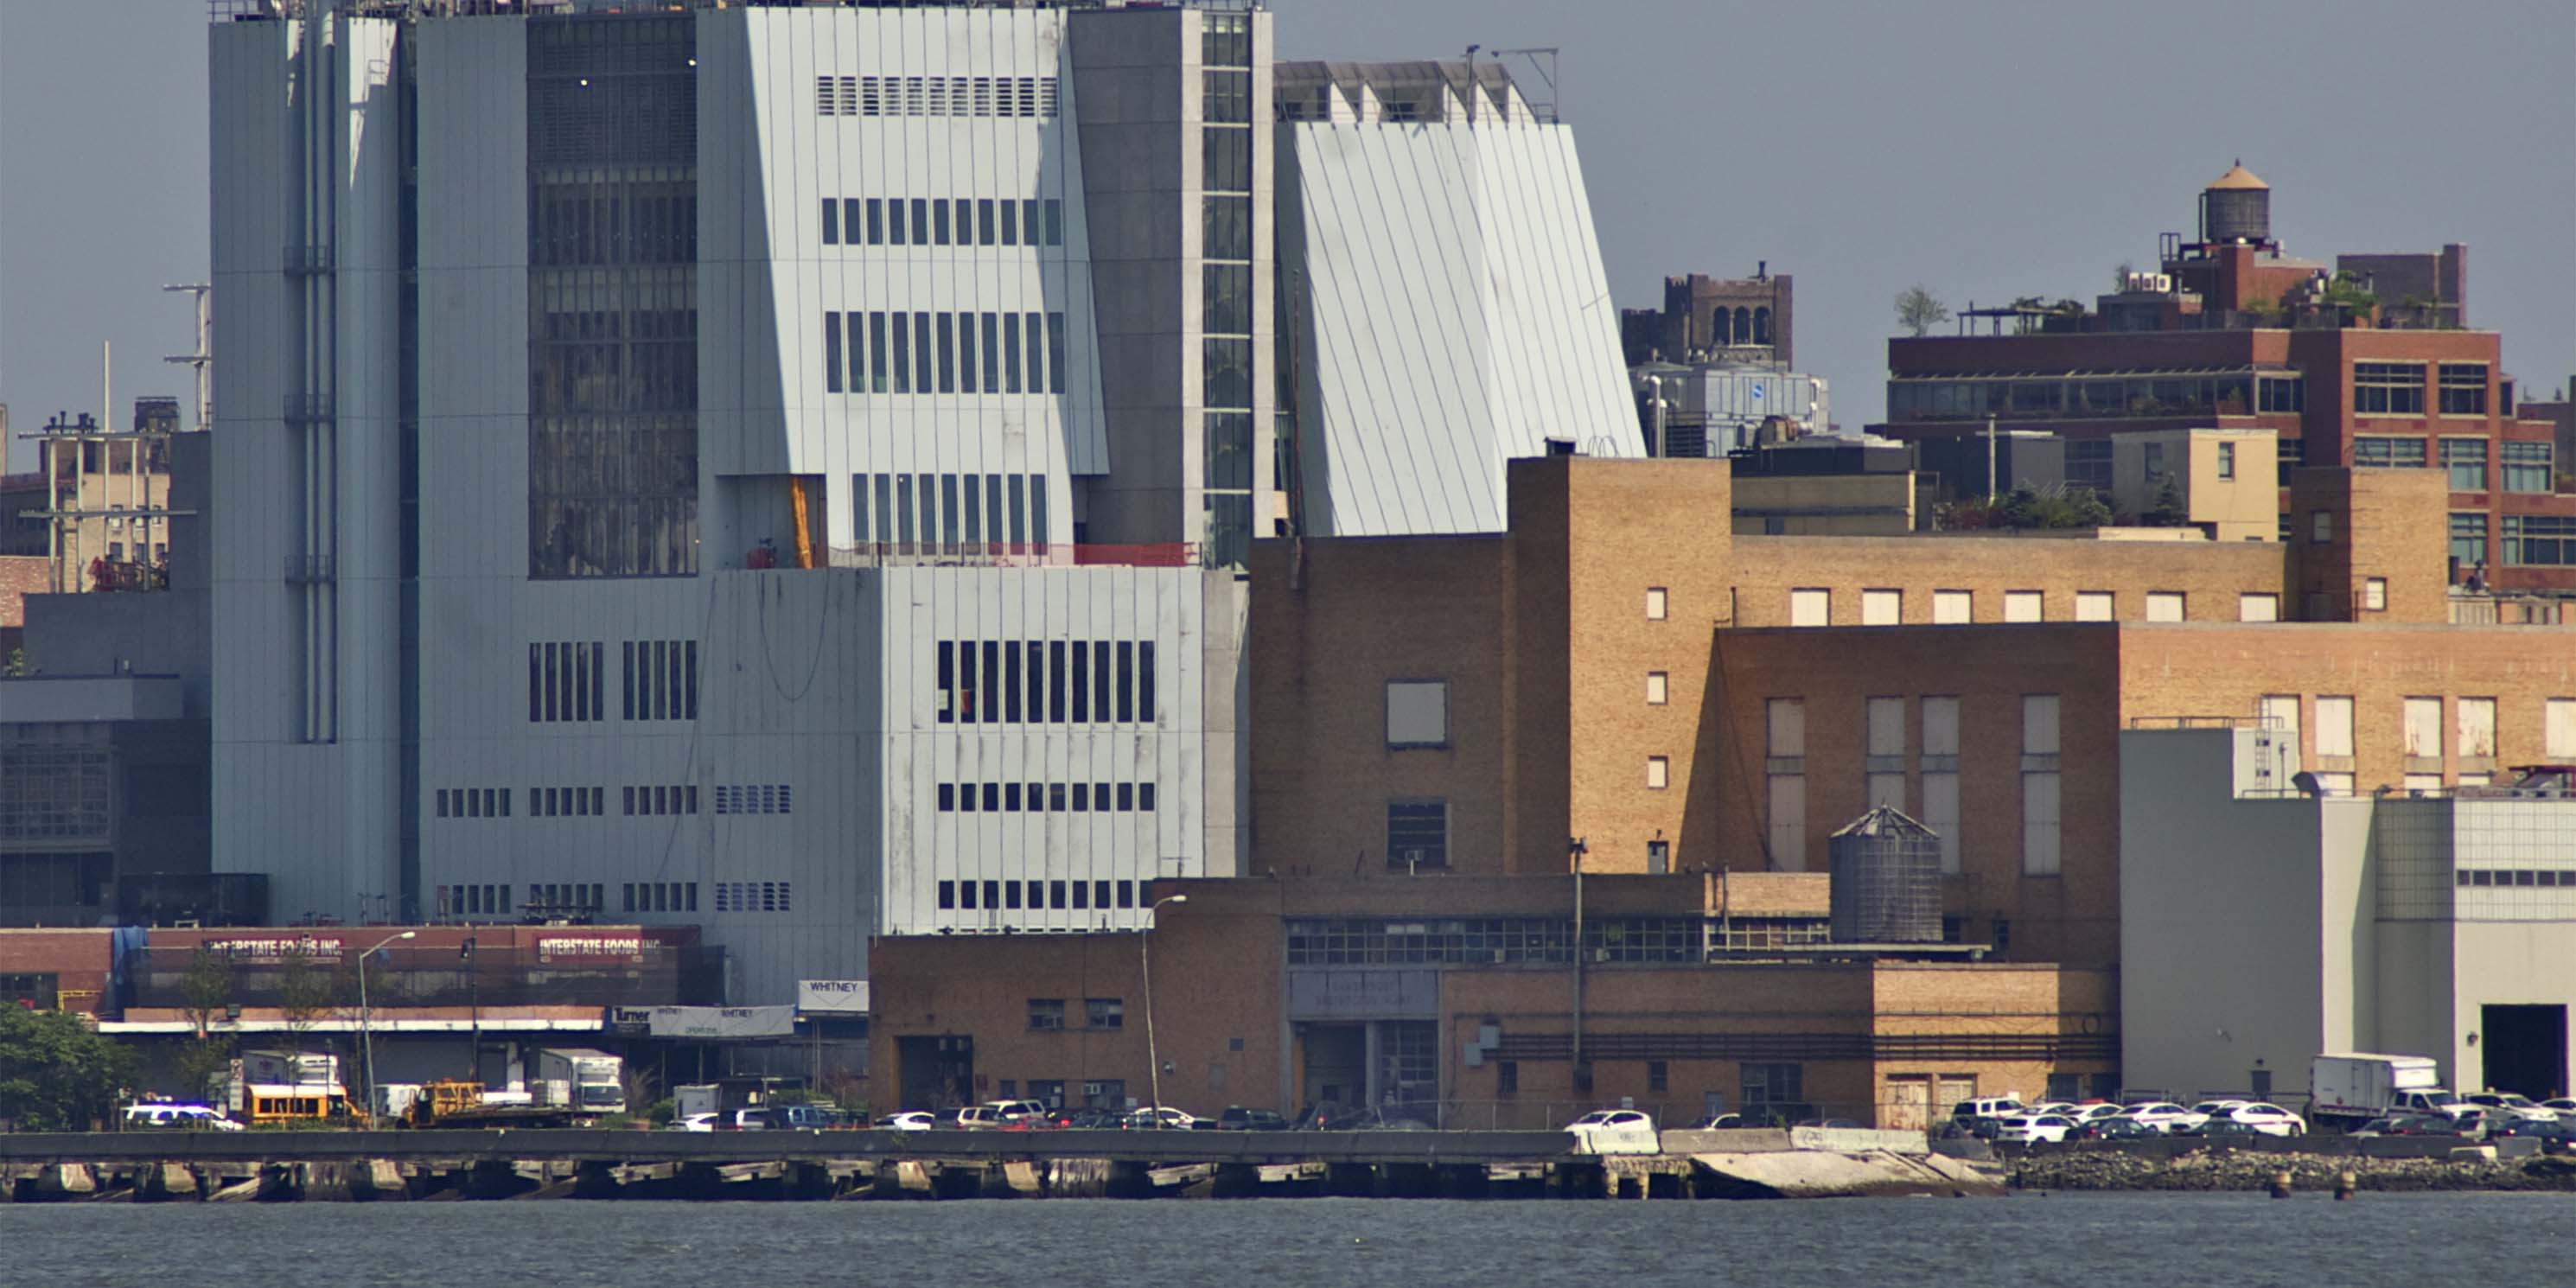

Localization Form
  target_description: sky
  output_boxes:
[3,0,2570,472]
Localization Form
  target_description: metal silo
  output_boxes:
[1828,806,1941,943]
[2199,161,2272,245]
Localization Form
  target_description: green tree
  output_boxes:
[2140,475,2189,527]
[1894,285,1950,337]
[175,947,238,1104]
[0,1005,136,1130]
[273,946,351,1100]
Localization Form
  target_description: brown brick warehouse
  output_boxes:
[877,453,2572,1126]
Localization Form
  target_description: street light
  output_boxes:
[1139,894,1188,1126]
[358,930,416,1126]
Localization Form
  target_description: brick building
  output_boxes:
[870,873,2117,1129]
[1249,456,2566,978]
[1622,268,1795,368]
[1873,163,2574,591]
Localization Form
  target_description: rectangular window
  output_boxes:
[2401,696,2445,763]
[1070,641,1089,722]
[1115,641,1135,723]
[1646,756,1670,789]
[1932,590,1970,624]
[1086,998,1125,1030]
[889,198,907,245]
[2503,442,2554,493]
[2458,697,2496,761]
[1646,672,1669,705]
[2353,361,2426,415]
[1789,589,1829,627]
[823,312,843,393]
[977,198,996,245]
[1861,589,1900,625]
[2451,512,2489,568]
[2146,591,2184,622]
[999,200,1017,245]
[2022,694,2061,758]
[864,198,883,245]
[1045,199,1062,246]
[2003,590,2043,623]
[2312,510,2335,544]
[2546,698,2576,761]
[1767,698,1806,870]
[2022,771,2062,876]
[2442,437,2489,490]
[1094,640,1111,724]
[915,314,935,395]
[1204,195,1252,258]
[1646,588,1669,621]
[2259,375,2305,413]
[2354,436,2428,469]
[820,198,838,245]
[1046,312,1066,394]
[932,199,950,245]
[1028,998,1066,1031]
[1921,698,1960,875]
[2439,363,2489,416]
[1865,695,1905,811]
[1138,641,1156,723]
[1387,680,1448,747]
[1387,799,1448,869]
[1202,127,1252,193]
[870,313,889,392]
[2238,592,2280,622]
[2216,441,2236,480]
[936,314,955,392]
[1002,316,1022,393]
[2074,590,2112,622]
[2317,696,2355,759]
[2365,577,2388,611]
[890,314,911,393]
[2503,515,2576,566]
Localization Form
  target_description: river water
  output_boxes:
[5,1192,2569,1286]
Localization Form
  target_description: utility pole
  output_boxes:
[1985,413,1999,505]
[1140,894,1188,1125]
[1569,837,1588,1094]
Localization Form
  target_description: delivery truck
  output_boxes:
[532,1047,627,1117]
[2310,1053,2447,1127]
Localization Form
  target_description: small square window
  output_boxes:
[1387,679,1449,749]
[2364,577,2388,612]
[1646,756,1670,790]
[1646,587,1668,621]
[1646,672,1668,705]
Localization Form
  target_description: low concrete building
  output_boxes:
[2120,726,2576,1103]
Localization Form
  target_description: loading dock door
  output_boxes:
[1884,1076,1929,1131]
[2481,1004,2569,1100]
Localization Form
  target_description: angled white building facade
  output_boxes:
[1275,61,1642,537]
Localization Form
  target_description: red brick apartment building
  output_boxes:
[1875,163,2574,592]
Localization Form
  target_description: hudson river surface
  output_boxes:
[6,1193,2570,1286]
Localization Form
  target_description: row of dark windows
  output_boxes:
[436,788,511,819]
[936,781,1159,813]
[823,310,1066,397]
[853,471,1049,549]
[624,881,698,913]
[714,880,792,912]
[440,783,783,816]
[813,74,1059,119]
[939,878,1140,912]
[934,640,1157,725]
[822,196,1063,248]
[527,641,698,723]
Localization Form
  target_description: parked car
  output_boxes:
[2075,1117,2157,1142]
[1990,1114,2077,1145]
[2461,1093,2560,1123]
[1053,1108,1125,1130]
[1564,1110,1661,1154]
[720,1108,778,1131]
[2183,1119,2267,1141]
[669,1113,722,1132]
[2203,1103,2306,1138]
[879,1111,938,1132]
[2177,1100,2251,1132]
[2391,1089,2477,1119]
[1681,1113,1744,1131]
[2112,1102,2197,1134]
[956,1100,1049,1130]
[1122,1106,1199,1131]
[124,1104,244,1132]
[775,1104,854,1130]
[1948,1096,2025,1125]
[1204,1106,1289,1131]
[930,1107,965,1129]
[2350,1114,2470,1138]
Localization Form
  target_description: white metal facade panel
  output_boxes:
[1281,120,1641,537]
[701,8,1102,558]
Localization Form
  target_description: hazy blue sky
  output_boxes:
[3,0,2569,472]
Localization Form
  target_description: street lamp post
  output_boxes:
[1140,894,1188,1125]
[358,930,417,1126]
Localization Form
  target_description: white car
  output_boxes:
[1991,1114,2077,1145]
[1948,1096,2025,1125]
[669,1113,722,1132]
[1564,1109,1661,1155]
[2203,1103,2306,1137]
[1121,1106,1198,1131]
[2177,1099,2251,1131]
[2461,1093,2559,1123]
[879,1111,938,1132]
[2393,1089,2477,1119]
[2541,1098,2576,1114]
[2063,1103,2124,1125]
[124,1104,243,1132]
[957,1100,1049,1129]
[2113,1102,2197,1134]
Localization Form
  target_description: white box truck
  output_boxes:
[532,1048,626,1117]
[2311,1053,2445,1126]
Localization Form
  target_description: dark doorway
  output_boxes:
[896,1035,973,1112]
[1300,1023,1364,1120]
[2480,1004,2569,1099]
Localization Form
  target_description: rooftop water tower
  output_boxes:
[2199,160,2273,247]
[1827,806,1941,944]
